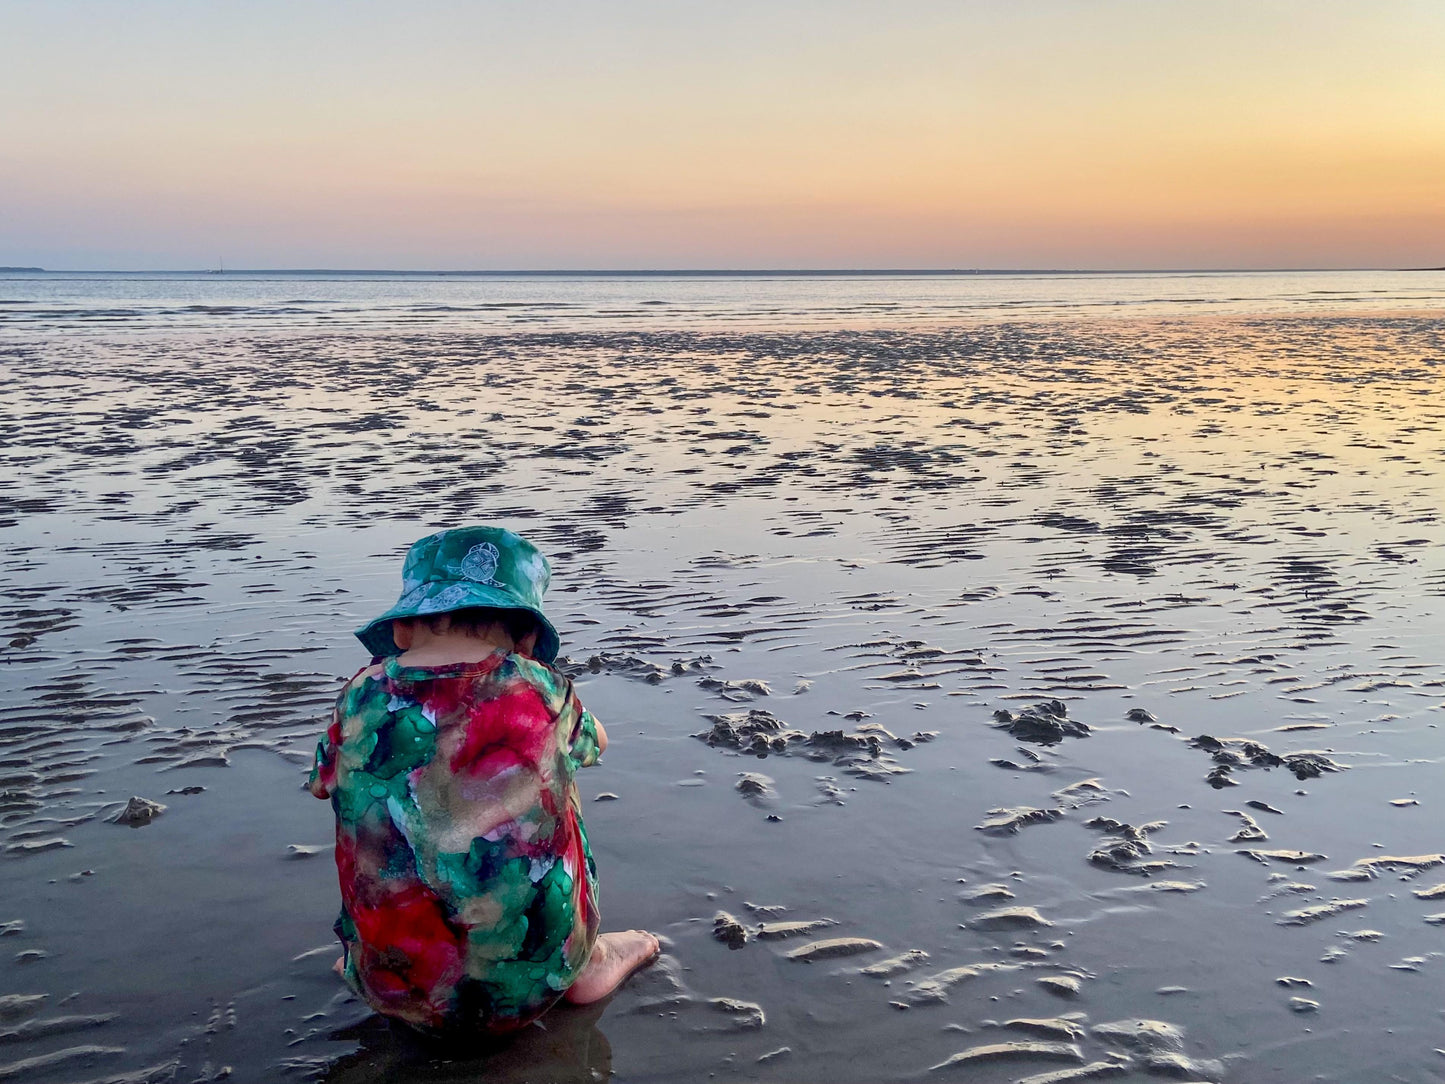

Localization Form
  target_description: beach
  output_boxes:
[2,270,1444,1083]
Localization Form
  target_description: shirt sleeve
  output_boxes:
[563,679,602,769]
[308,700,342,799]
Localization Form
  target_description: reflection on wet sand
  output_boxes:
[320,1000,611,1084]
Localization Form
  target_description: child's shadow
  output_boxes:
[319,999,612,1084]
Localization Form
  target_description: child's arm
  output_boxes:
[310,668,373,798]
[561,677,605,768]
[309,704,340,799]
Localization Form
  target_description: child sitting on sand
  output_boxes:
[309,526,658,1034]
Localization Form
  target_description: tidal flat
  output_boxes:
[1,291,1443,1082]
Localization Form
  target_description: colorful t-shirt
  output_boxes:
[309,651,602,1033]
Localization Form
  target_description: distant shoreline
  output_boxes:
[1,266,1440,277]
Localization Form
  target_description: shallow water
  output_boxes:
[5,267,1445,334]
[2,274,1444,1083]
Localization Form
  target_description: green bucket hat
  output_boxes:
[355,527,561,663]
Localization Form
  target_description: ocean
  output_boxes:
[4,267,1445,334]
[2,270,1443,1083]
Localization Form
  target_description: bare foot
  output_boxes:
[563,930,660,1005]
[332,956,345,977]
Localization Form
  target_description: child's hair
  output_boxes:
[403,607,539,644]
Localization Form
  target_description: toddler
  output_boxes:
[309,526,658,1034]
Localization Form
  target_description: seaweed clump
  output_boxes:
[1191,734,1344,788]
[990,701,1090,745]
[694,710,935,782]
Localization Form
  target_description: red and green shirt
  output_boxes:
[310,651,602,1033]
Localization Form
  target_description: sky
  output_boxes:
[2,0,1443,270]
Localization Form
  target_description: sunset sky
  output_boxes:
[3,1,1443,270]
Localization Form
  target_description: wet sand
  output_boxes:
[2,306,1443,1082]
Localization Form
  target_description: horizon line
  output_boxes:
[3,265,1441,276]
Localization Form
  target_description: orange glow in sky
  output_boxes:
[3,1,1443,269]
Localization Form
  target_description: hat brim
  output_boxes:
[355,580,561,663]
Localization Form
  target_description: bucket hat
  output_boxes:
[355,527,561,663]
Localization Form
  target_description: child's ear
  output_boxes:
[517,628,539,657]
[392,620,414,650]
